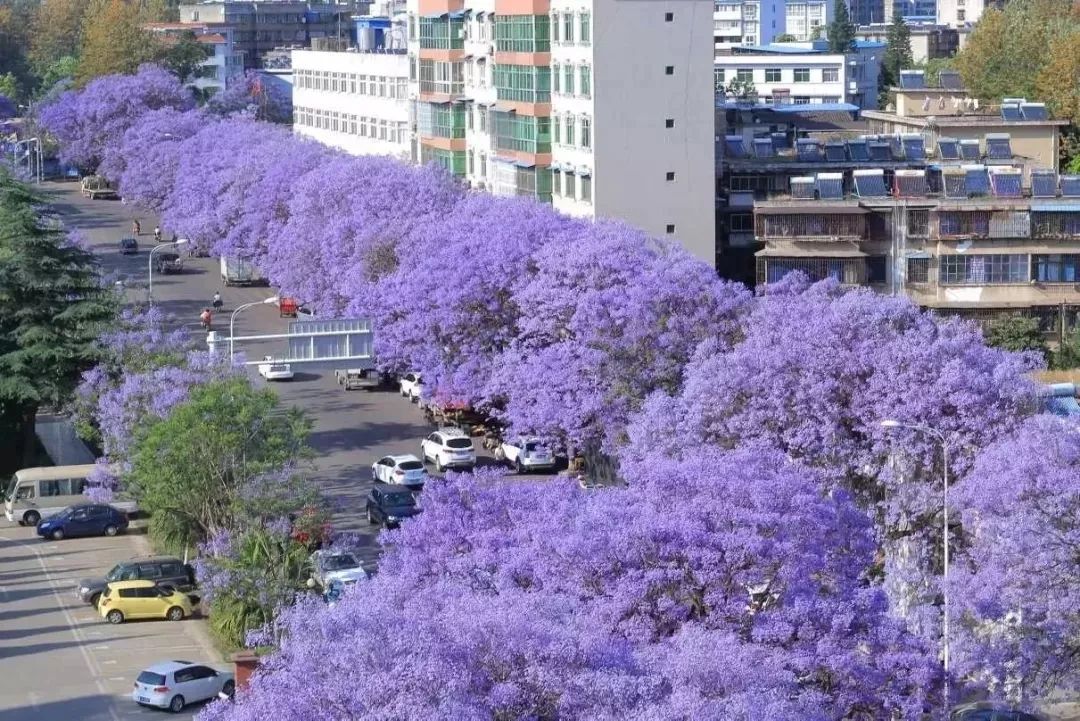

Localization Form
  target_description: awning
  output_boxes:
[515,160,536,169]
[755,205,866,215]
[756,245,868,258]
[1031,203,1080,212]
[493,103,517,113]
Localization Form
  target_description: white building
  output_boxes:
[784,0,831,42]
[936,0,988,27]
[292,36,411,159]
[716,40,883,110]
[144,23,245,93]
[714,0,785,50]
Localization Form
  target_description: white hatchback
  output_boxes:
[421,428,477,472]
[132,661,234,713]
[258,356,294,381]
[371,454,428,488]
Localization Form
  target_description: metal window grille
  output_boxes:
[907,257,930,283]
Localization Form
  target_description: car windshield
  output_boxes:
[136,671,166,686]
[524,442,542,452]
[323,553,360,571]
[385,492,416,507]
[446,438,472,449]
[105,564,127,582]
[398,460,423,471]
[3,476,16,502]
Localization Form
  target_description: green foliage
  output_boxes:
[985,315,1047,358]
[827,0,856,53]
[0,170,115,469]
[1052,330,1080,370]
[919,57,954,87]
[879,10,913,108]
[725,75,757,100]
[36,55,80,96]
[774,33,798,42]
[0,73,19,102]
[162,31,210,83]
[127,376,312,549]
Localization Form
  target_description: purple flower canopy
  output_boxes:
[43,68,1071,718]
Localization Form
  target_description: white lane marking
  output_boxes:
[109,677,126,681]
[27,691,40,709]
[102,659,118,665]
[93,645,111,650]
[0,535,122,721]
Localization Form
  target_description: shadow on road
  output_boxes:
[0,695,118,721]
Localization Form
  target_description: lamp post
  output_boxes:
[147,239,189,306]
[230,296,279,359]
[880,419,953,704]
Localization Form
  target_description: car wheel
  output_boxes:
[103,524,118,537]
[166,606,185,621]
[51,528,64,541]
[435,457,443,472]
[366,509,375,525]
[89,592,101,608]
[222,680,236,698]
[23,510,40,526]
[106,609,124,624]
[516,459,526,475]
[168,695,185,713]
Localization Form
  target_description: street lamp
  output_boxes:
[880,419,953,702]
[147,238,189,306]
[230,296,279,359]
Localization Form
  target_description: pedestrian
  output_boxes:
[132,219,140,236]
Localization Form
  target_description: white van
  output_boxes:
[3,465,136,526]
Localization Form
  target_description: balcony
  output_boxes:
[754,209,867,240]
[1031,211,1080,239]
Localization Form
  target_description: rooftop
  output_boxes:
[726,39,885,55]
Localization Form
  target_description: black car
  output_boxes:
[77,555,197,608]
[365,484,422,528]
[118,236,139,255]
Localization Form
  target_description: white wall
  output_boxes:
[588,0,716,265]
[292,49,410,159]
[937,0,985,26]
[714,0,785,51]
[716,53,847,104]
[784,0,830,41]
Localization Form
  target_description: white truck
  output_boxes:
[219,256,269,286]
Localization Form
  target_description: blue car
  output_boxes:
[37,503,129,541]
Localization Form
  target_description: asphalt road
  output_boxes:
[0,525,219,721]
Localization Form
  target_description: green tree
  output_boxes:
[827,0,856,53]
[775,33,798,42]
[0,171,115,470]
[29,0,86,78]
[879,10,913,107]
[0,73,18,102]
[127,377,312,550]
[920,57,954,87]
[35,55,80,96]
[162,31,210,83]
[985,315,1047,358]
[1053,330,1080,370]
[725,75,757,101]
[77,0,164,85]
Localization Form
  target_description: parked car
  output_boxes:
[420,428,477,472]
[365,484,422,528]
[118,237,139,255]
[335,368,380,391]
[99,579,194,624]
[36,503,128,541]
[496,437,557,473]
[371,454,427,488]
[258,356,294,381]
[310,549,369,588]
[153,250,183,274]
[951,702,1043,721]
[132,661,235,713]
[78,556,197,608]
[399,372,423,401]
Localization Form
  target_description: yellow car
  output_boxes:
[98,579,194,624]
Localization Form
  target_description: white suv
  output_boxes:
[421,428,476,472]
[399,373,423,402]
[497,437,556,473]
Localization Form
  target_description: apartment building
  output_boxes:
[292,37,411,159]
[403,0,715,263]
[784,0,831,42]
[746,84,1078,331]
[716,40,882,109]
[713,0,783,50]
[180,1,366,68]
[936,0,985,26]
[145,22,246,92]
[856,22,958,63]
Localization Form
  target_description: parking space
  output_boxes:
[0,525,221,721]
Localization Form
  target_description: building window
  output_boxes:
[553,169,562,196]
[793,68,810,82]
[580,117,591,148]
[494,15,551,53]
[553,115,561,144]
[581,174,592,202]
[580,12,590,44]
[666,224,676,234]
[479,105,488,132]
[664,11,674,21]
[665,171,675,181]
[665,65,674,75]
[580,65,591,97]
[552,62,560,93]
[494,64,552,103]
[764,68,781,82]
[349,74,357,93]
[565,172,576,198]
[822,68,839,83]
[564,64,574,95]
[714,67,725,91]
[907,257,930,283]
[665,118,674,128]
[419,16,465,50]
[940,254,1027,284]
[736,68,753,81]
[468,150,475,175]
[957,9,965,21]
[908,210,929,236]
[467,106,474,130]
[867,256,888,284]
[729,213,754,232]
[563,12,574,43]
[551,13,560,43]
[480,152,487,177]
[565,113,575,145]
[493,111,551,154]
[1032,254,1080,282]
